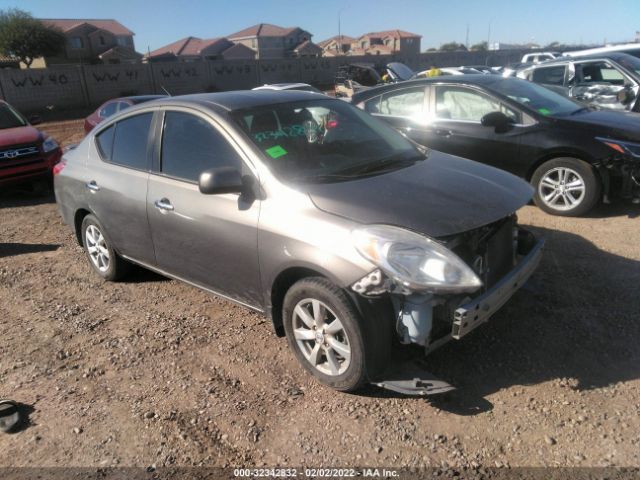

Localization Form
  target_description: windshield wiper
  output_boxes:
[570,106,593,115]
[334,153,425,176]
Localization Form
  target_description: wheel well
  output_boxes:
[73,209,91,246]
[525,152,595,182]
[270,267,326,337]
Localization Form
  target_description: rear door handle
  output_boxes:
[154,198,174,212]
[86,181,100,192]
[435,129,453,138]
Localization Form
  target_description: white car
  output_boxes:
[521,52,559,64]
[564,43,640,59]
[252,83,324,94]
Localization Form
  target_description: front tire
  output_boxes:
[81,214,130,281]
[282,277,389,392]
[532,157,600,216]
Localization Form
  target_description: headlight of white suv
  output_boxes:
[352,225,482,294]
[42,137,59,153]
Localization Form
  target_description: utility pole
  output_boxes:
[465,24,469,49]
[338,7,347,55]
[487,17,494,50]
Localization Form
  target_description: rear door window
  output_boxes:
[160,111,243,182]
[379,87,426,117]
[576,61,626,86]
[108,113,153,170]
[531,66,566,85]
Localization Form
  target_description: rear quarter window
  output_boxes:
[95,125,115,161]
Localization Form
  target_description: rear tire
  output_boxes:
[282,277,390,392]
[81,214,130,281]
[532,157,600,216]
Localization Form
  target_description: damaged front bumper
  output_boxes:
[451,238,544,341]
[595,137,640,202]
[352,224,544,396]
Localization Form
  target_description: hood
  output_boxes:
[386,62,415,82]
[0,125,43,147]
[560,109,640,142]
[304,151,533,239]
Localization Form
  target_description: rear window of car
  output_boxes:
[95,113,152,170]
[531,66,566,85]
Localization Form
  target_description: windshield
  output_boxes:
[232,99,425,183]
[492,78,584,116]
[0,103,27,129]
[616,55,640,76]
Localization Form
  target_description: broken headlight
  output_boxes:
[352,225,482,294]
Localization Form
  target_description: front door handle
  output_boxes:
[86,180,100,192]
[154,198,174,212]
[435,129,453,138]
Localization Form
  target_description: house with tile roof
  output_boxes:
[318,35,356,56]
[39,18,141,65]
[351,30,422,56]
[227,23,321,59]
[145,37,256,62]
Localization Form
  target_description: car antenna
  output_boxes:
[160,85,171,96]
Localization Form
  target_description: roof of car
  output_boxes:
[127,95,168,103]
[144,90,327,112]
[528,52,635,67]
[350,75,518,102]
[252,83,313,90]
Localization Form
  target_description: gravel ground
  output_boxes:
[0,122,639,469]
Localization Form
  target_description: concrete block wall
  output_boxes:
[83,63,155,104]
[0,65,87,111]
[0,48,541,113]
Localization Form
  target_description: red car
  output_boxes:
[0,100,62,189]
[84,95,166,133]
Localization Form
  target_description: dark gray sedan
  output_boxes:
[54,91,543,394]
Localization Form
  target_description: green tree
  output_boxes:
[0,9,65,67]
[470,41,488,51]
[439,42,467,52]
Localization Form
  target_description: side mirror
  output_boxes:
[481,111,512,130]
[29,115,42,126]
[198,167,244,195]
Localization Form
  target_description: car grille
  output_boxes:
[0,144,46,172]
[0,144,40,161]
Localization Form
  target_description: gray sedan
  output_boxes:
[54,91,543,394]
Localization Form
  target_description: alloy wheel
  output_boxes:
[291,298,351,376]
[85,224,110,272]
[539,167,586,211]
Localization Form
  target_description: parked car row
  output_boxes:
[7,57,639,395]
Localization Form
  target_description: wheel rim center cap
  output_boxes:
[315,330,325,344]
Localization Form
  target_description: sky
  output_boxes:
[2,0,640,52]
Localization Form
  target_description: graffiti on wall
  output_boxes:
[10,73,70,88]
[91,70,140,82]
[158,66,200,79]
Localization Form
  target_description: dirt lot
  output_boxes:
[0,120,639,470]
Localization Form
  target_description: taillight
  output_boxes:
[53,160,66,176]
